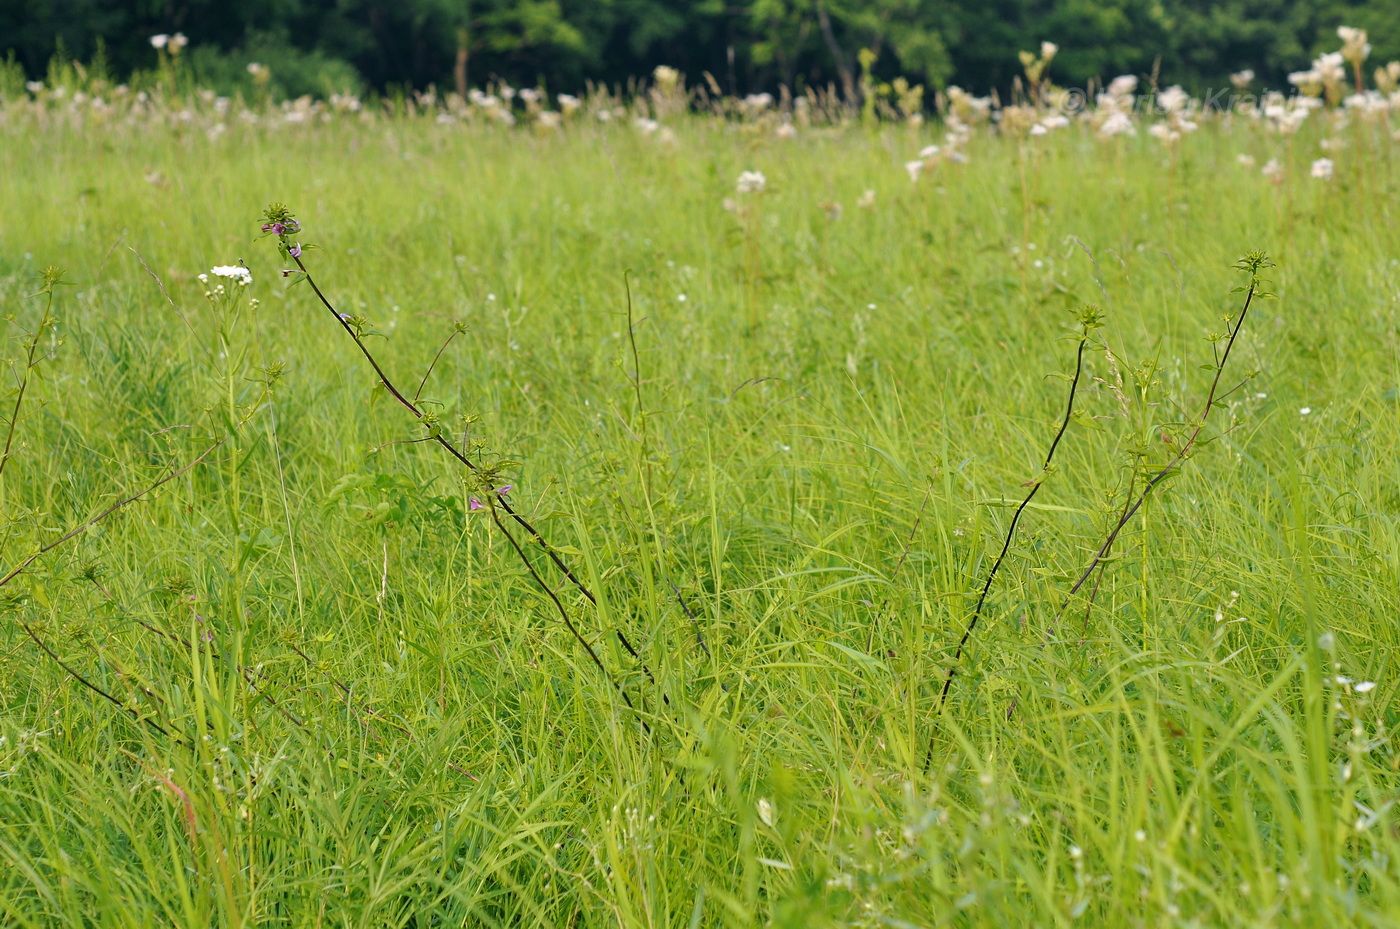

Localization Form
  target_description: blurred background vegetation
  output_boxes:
[2,1,1399,100]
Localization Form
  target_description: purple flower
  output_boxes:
[289,243,302,258]
[260,223,273,232]
[270,222,286,235]
[469,496,483,511]
[495,484,512,496]
[338,312,352,321]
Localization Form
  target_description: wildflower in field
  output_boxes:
[289,243,302,258]
[1339,27,1371,67]
[1310,158,1334,180]
[1230,69,1255,89]
[736,170,766,194]
[1157,85,1189,114]
[856,189,876,208]
[1106,75,1138,98]
[1299,407,1312,415]
[1097,111,1136,138]
[653,65,680,89]
[168,33,188,55]
[1237,153,1256,167]
[210,265,252,286]
[150,34,169,50]
[775,122,797,140]
[469,497,482,511]
[25,80,43,94]
[1261,158,1283,182]
[1018,42,1057,86]
[1294,52,1348,104]
[742,93,774,114]
[1262,93,1316,135]
[1375,61,1400,94]
[1288,68,1323,97]
[944,86,992,125]
[904,159,924,182]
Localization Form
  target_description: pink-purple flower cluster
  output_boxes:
[260,219,301,236]
[468,485,512,511]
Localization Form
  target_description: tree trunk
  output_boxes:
[815,0,857,105]
[455,28,470,98]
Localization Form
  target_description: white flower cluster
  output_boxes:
[149,33,189,54]
[209,265,252,286]
[736,170,766,194]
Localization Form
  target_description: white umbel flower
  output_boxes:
[210,265,253,286]
[736,170,767,194]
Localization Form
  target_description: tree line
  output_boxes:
[3,0,1398,100]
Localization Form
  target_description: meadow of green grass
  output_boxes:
[0,109,1398,927]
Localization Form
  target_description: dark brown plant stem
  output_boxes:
[487,502,640,718]
[283,639,413,735]
[622,272,654,524]
[1078,472,1136,632]
[669,579,710,658]
[938,334,1088,711]
[240,667,306,727]
[288,254,656,719]
[0,443,222,741]
[0,308,46,486]
[105,583,474,776]
[617,274,669,703]
[17,617,178,739]
[292,255,597,604]
[0,441,222,590]
[413,326,464,404]
[1054,277,1258,623]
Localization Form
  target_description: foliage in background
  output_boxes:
[3,0,1400,98]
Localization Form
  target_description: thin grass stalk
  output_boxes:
[936,322,1093,712]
